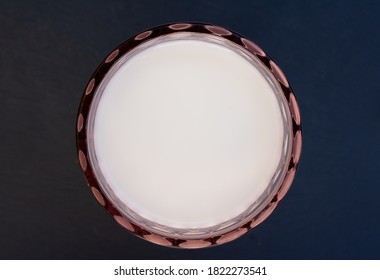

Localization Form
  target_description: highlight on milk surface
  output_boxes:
[76,22,302,248]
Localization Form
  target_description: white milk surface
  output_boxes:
[93,39,284,228]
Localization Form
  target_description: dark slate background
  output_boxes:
[0,0,379,259]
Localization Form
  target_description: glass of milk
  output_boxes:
[76,23,302,248]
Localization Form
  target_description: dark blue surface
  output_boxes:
[0,0,379,259]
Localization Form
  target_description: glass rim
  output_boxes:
[76,22,302,248]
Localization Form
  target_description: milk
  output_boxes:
[92,38,284,228]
